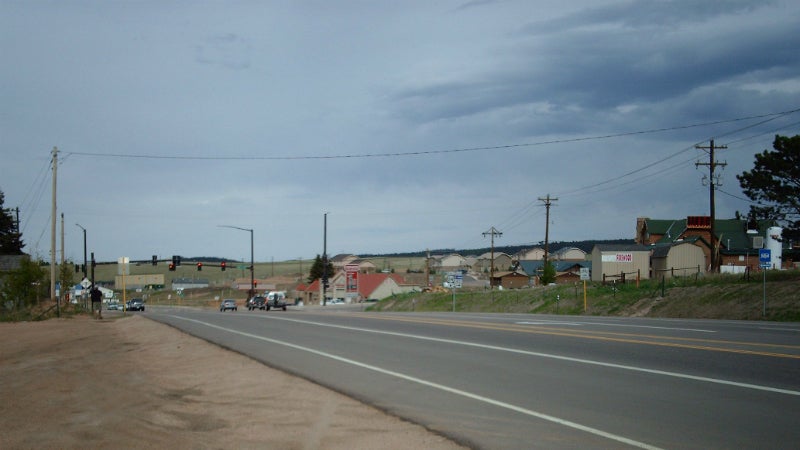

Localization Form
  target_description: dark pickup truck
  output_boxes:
[247,296,266,310]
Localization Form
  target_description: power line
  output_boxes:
[63,109,800,161]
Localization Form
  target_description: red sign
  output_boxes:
[346,270,358,293]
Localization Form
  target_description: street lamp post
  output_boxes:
[75,223,88,309]
[322,212,328,306]
[75,223,87,280]
[219,225,254,298]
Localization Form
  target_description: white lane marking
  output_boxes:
[170,315,663,450]
[250,314,800,397]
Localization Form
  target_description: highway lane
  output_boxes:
[144,307,800,449]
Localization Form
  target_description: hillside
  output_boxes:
[368,270,800,322]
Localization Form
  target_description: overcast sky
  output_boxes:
[2,0,799,264]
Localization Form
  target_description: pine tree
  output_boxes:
[0,190,24,254]
[737,135,800,241]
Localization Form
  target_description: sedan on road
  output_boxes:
[220,299,238,312]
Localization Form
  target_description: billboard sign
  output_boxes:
[345,264,359,293]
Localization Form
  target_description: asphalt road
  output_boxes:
[144,305,800,449]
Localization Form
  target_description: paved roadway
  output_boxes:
[143,306,800,449]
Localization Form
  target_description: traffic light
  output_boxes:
[197,262,203,271]
[75,264,80,273]
[220,261,226,271]
[169,263,175,271]
[152,255,157,266]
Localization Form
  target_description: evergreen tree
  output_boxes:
[540,261,556,285]
[737,135,800,241]
[0,190,24,254]
[307,254,334,283]
[0,256,46,310]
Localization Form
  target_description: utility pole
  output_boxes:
[50,147,58,314]
[482,227,503,289]
[60,213,65,305]
[322,212,329,306]
[696,139,727,273]
[425,248,431,289]
[538,194,558,266]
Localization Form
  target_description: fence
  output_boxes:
[653,265,701,282]
[602,269,641,286]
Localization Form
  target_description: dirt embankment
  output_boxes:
[0,315,466,450]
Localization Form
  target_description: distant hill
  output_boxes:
[361,239,634,258]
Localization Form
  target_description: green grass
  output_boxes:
[368,269,800,321]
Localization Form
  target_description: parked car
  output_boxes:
[219,299,237,312]
[247,296,266,310]
[106,302,121,310]
[126,298,145,311]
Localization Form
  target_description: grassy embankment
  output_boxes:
[368,269,800,321]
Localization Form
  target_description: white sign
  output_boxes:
[80,278,91,289]
[602,253,633,263]
[579,268,590,280]
[445,272,463,289]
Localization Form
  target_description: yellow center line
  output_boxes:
[340,313,800,360]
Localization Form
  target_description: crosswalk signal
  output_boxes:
[220,261,226,271]
[169,263,175,271]
[197,262,203,271]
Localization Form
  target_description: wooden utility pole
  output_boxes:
[695,140,727,272]
[50,147,58,314]
[482,227,502,289]
[538,194,558,266]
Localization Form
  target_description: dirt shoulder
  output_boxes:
[0,314,466,449]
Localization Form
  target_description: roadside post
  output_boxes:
[759,249,771,317]
[579,268,590,312]
[119,257,129,314]
[447,272,463,312]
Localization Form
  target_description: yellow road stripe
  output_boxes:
[337,313,800,359]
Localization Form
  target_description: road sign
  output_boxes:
[579,267,590,281]
[445,272,463,289]
[80,278,91,289]
[759,249,771,268]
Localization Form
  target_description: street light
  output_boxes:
[322,212,328,306]
[219,225,254,298]
[75,223,87,280]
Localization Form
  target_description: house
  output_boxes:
[636,216,781,271]
[474,252,513,273]
[297,273,420,304]
[552,247,587,261]
[329,254,358,271]
[491,270,530,289]
[590,244,651,282]
[515,247,545,261]
[518,260,591,285]
[295,279,321,305]
[430,254,469,272]
[650,240,707,279]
